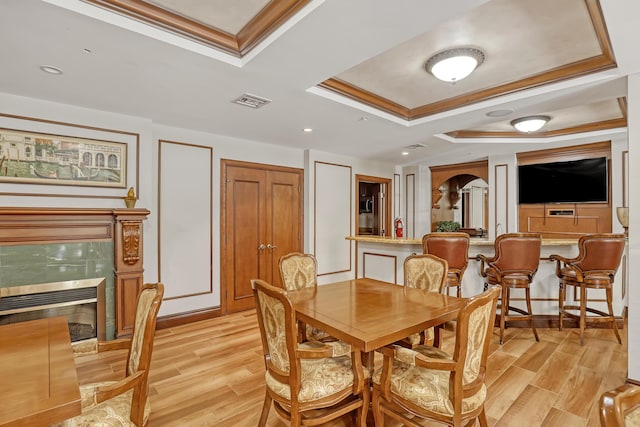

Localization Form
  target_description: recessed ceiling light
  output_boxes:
[83,48,92,54]
[40,65,63,75]
[401,151,409,156]
[302,128,313,133]
[486,109,513,118]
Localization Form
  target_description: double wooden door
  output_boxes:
[222,160,303,313]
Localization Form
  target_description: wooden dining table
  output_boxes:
[287,277,466,354]
[0,316,81,427]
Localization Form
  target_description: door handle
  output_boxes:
[258,244,266,250]
[267,244,277,249]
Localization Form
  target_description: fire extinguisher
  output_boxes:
[395,217,404,238]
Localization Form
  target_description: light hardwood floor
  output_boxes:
[74,311,627,426]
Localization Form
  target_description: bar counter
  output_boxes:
[346,235,627,320]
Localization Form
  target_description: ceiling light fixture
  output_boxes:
[39,65,63,75]
[302,128,313,133]
[510,115,551,133]
[425,47,485,83]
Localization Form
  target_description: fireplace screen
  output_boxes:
[0,278,105,342]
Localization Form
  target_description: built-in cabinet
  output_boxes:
[516,141,612,238]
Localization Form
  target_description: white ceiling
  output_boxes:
[0,0,637,166]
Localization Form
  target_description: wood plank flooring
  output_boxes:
[73,311,627,426]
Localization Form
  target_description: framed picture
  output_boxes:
[0,114,139,199]
[0,128,126,188]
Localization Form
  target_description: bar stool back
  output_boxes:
[550,233,626,346]
[476,232,542,344]
[422,232,470,297]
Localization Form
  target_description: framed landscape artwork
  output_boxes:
[0,128,127,188]
[0,113,139,200]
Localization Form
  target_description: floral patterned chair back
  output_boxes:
[279,252,317,291]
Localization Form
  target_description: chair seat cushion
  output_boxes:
[484,268,531,286]
[627,407,640,426]
[265,345,370,403]
[306,324,332,341]
[412,344,451,360]
[53,381,150,427]
[399,328,435,347]
[559,268,613,286]
[372,358,486,416]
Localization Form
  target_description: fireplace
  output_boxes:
[0,208,149,339]
[0,278,105,342]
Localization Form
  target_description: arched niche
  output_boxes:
[429,160,489,232]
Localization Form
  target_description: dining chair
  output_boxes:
[600,383,640,427]
[372,285,500,427]
[398,254,448,349]
[422,232,470,297]
[550,233,626,346]
[251,279,369,427]
[477,232,541,344]
[278,252,332,342]
[53,283,164,427]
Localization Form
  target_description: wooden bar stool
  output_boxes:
[550,233,626,346]
[422,232,470,297]
[476,232,541,344]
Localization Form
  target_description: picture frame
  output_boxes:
[0,114,139,199]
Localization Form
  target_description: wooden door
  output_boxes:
[222,160,302,313]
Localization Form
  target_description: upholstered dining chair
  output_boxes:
[422,232,470,297]
[278,252,332,342]
[372,285,500,427]
[601,383,640,427]
[54,283,164,427]
[550,233,626,346]
[476,232,541,345]
[251,279,369,427]
[398,254,448,349]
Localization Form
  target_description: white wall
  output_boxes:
[627,73,640,381]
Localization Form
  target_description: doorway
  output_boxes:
[356,174,391,236]
[221,160,303,313]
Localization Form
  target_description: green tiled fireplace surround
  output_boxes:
[0,242,116,339]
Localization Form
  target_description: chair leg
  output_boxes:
[258,390,272,426]
[606,286,622,344]
[579,285,587,346]
[372,390,385,427]
[558,282,565,331]
[477,407,489,427]
[525,286,538,342]
[356,383,371,427]
[499,285,507,345]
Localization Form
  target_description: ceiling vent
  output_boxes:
[404,143,426,150]
[232,93,272,109]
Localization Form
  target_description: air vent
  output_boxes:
[404,143,426,150]
[232,93,272,109]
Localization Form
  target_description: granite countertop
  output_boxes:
[345,235,579,246]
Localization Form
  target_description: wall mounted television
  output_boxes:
[518,157,608,204]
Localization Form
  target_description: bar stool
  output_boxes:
[476,232,541,344]
[550,233,626,346]
[422,232,470,297]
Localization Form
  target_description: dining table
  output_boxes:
[0,316,81,427]
[287,277,466,354]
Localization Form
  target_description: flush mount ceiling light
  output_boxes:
[425,47,485,83]
[510,115,551,133]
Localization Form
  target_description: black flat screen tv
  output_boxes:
[518,157,608,204]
